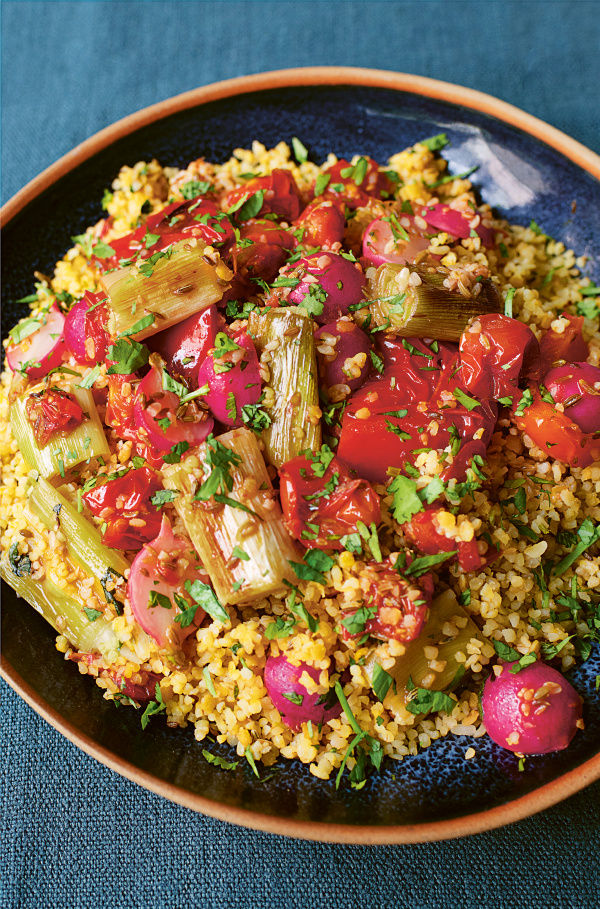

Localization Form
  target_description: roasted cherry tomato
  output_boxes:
[539,313,589,372]
[512,388,600,468]
[293,199,346,248]
[25,388,83,447]
[279,451,381,550]
[338,339,497,484]
[459,313,542,401]
[222,169,302,222]
[96,198,234,272]
[341,558,433,643]
[147,304,220,386]
[320,158,392,209]
[402,507,486,573]
[82,466,163,550]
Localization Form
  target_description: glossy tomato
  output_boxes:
[459,313,541,401]
[320,158,393,209]
[539,313,589,372]
[25,388,83,446]
[222,170,302,222]
[341,559,433,643]
[279,451,381,550]
[402,506,486,573]
[82,466,163,550]
[105,374,137,441]
[293,199,346,248]
[146,304,220,385]
[512,389,600,468]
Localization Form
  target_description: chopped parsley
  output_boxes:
[184,579,230,624]
[8,544,31,578]
[140,683,166,730]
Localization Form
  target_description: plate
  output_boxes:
[2,67,600,844]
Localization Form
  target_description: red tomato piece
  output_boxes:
[540,313,589,372]
[25,388,83,447]
[459,313,542,401]
[512,389,600,468]
[320,158,392,209]
[105,374,137,441]
[96,199,234,272]
[147,304,221,386]
[82,466,163,550]
[341,559,433,643]
[113,670,162,703]
[222,170,302,222]
[402,507,486,573]
[294,199,346,248]
[279,452,381,550]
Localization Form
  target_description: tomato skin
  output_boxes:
[402,507,485,573]
[540,313,589,372]
[83,466,163,550]
[459,313,542,400]
[279,453,381,550]
[147,304,220,385]
[96,198,234,272]
[320,158,392,209]
[222,170,302,222]
[294,199,346,248]
[338,370,497,485]
[105,374,137,441]
[114,670,162,702]
[513,389,600,468]
[25,388,83,447]
[341,559,433,643]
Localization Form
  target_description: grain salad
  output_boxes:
[2,135,599,784]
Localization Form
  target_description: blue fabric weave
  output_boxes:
[2,3,600,907]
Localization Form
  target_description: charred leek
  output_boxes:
[364,264,502,340]
[27,477,130,607]
[0,551,119,655]
[247,307,321,467]
[100,240,232,339]
[162,428,300,605]
[10,383,109,480]
[365,589,485,723]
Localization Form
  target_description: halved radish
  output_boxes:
[288,252,366,325]
[419,203,495,247]
[197,331,262,426]
[128,515,207,650]
[6,304,66,379]
[362,216,430,266]
[147,304,220,386]
[133,359,214,452]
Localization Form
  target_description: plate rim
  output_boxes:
[2,65,600,844]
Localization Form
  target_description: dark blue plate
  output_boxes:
[2,72,599,842]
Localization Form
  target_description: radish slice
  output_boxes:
[6,304,66,379]
[287,252,366,325]
[197,331,261,426]
[134,360,214,452]
[128,515,207,650]
[481,660,582,754]
[264,654,342,731]
[419,203,495,247]
[362,216,430,266]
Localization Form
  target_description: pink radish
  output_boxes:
[314,320,371,392]
[128,515,207,650]
[134,359,214,452]
[362,215,430,266]
[481,660,582,754]
[196,331,261,426]
[544,362,600,434]
[6,303,66,379]
[264,654,342,730]
[287,252,366,324]
[419,203,495,247]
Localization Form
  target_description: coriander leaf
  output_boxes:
[234,190,265,221]
[405,688,455,716]
[150,488,179,506]
[493,640,520,662]
[504,287,516,318]
[202,749,239,771]
[8,544,31,578]
[140,683,166,730]
[340,604,377,636]
[282,691,304,705]
[78,364,101,389]
[403,551,457,577]
[107,338,150,375]
[292,137,308,164]
[388,474,423,524]
[265,616,298,639]
[185,579,230,624]
[314,173,331,197]
[118,313,155,337]
[83,608,102,622]
[372,663,395,702]
[420,133,449,151]
[453,387,481,411]
[162,441,189,464]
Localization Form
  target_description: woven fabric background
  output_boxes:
[2,3,599,907]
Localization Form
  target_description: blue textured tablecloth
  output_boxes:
[2,3,600,907]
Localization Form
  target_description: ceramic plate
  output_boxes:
[2,68,600,844]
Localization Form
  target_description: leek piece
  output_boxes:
[100,240,232,340]
[162,427,300,605]
[27,476,130,607]
[247,307,321,467]
[364,589,485,723]
[9,382,109,481]
[365,264,503,340]
[0,552,119,655]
